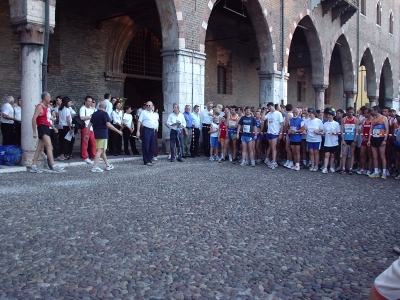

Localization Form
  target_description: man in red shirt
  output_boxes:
[30,92,65,173]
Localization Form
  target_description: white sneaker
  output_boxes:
[309,166,314,171]
[105,164,114,171]
[329,168,335,173]
[368,171,380,178]
[251,161,256,167]
[356,169,365,175]
[366,170,372,176]
[321,168,328,174]
[283,161,289,168]
[264,158,270,165]
[168,154,171,159]
[55,156,65,161]
[269,162,278,170]
[30,165,43,173]
[52,165,65,172]
[99,158,104,162]
[381,172,387,180]
[240,161,246,167]
[293,165,300,171]
[228,154,232,162]
[313,166,318,172]
[153,157,158,161]
[91,167,104,173]
[286,162,294,169]
[395,174,400,180]
[84,158,94,165]
[209,157,215,161]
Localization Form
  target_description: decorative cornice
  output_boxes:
[11,23,46,45]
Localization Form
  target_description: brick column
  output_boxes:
[9,0,56,166]
[345,91,356,108]
[313,85,328,111]
[161,49,206,141]
[259,71,288,107]
[368,96,379,108]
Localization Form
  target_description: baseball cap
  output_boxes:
[327,109,335,116]
[308,108,316,115]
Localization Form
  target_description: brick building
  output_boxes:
[2,0,399,165]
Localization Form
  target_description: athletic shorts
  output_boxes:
[96,139,108,149]
[37,125,50,139]
[210,136,218,148]
[256,133,262,141]
[266,133,279,140]
[344,140,354,146]
[395,145,400,152]
[371,137,385,148]
[324,146,337,154]
[290,141,301,146]
[241,136,253,143]
[307,142,321,150]
[219,138,225,144]
[361,139,368,147]
[228,130,237,141]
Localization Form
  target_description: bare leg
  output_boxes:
[378,144,387,170]
[32,140,45,166]
[93,148,103,168]
[248,140,255,161]
[270,138,278,163]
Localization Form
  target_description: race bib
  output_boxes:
[372,129,381,137]
[290,126,297,131]
[243,125,250,133]
[228,120,236,127]
[344,124,355,133]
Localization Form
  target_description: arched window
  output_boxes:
[123,28,162,78]
[217,66,227,94]
[360,0,366,16]
[389,12,394,34]
[376,3,382,26]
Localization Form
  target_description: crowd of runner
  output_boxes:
[197,102,400,180]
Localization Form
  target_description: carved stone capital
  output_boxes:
[11,23,45,45]
[313,85,328,93]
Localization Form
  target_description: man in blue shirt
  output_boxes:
[183,105,193,158]
[85,101,122,173]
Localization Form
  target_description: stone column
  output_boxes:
[259,71,288,107]
[345,91,356,108]
[161,49,206,141]
[368,96,379,108]
[9,0,56,166]
[313,85,328,111]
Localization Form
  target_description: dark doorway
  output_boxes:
[124,78,163,137]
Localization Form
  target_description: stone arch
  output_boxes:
[330,34,355,92]
[360,47,378,97]
[198,0,274,72]
[155,0,183,50]
[378,57,394,102]
[285,12,325,86]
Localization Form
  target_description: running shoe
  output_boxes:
[283,161,289,168]
[395,174,400,180]
[85,158,94,164]
[321,168,328,174]
[209,157,215,161]
[335,166,342,172]
[329,168,336,173]
[356,169,365,175]
[368,171,380,178]
[30,165,43,173]
[251,161,256,167]
[312,166,318,172]
[366,170,372,176]
[52,165,65,172]
[228,154,232,162]
[240,161,246,167]
[91,167,104,173]
[293,165,300,171]
[269,162,278,170]
[381,172,387,180]
[264,158,270,165]
[287,162,294,169]
[105,164,114,171]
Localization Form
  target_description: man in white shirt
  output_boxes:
[167,103,186,162]
[201,102,214,157]
[1,95,17,145]
[14,96,22,146]
[80,96,96,164]
[264,102,284,169]
[136,101,159,166]
[191,105,201,157]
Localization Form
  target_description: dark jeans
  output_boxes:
[122,127,139,155]
[202,124,211,157]
[170,129,183,159]
[1,123,15,145]
[192,128,200,156]
[141,126,156,164]
[110,124,122,155]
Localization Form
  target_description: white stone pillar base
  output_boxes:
[21,44,43,166]
[313,85,328,111]
[161,49,206,140]
[259,71,288,107]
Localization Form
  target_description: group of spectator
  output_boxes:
[0,95,22,147]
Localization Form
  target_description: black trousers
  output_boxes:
[14,121,21,147]
[202,124,211,157]
[110,125,122,155]
[59,126,70,156]
[192,128,200,156]
[122,127,139,155]
[1,123,15,145]
[50,128,60,157]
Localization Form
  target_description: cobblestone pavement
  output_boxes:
[0,157,399,300]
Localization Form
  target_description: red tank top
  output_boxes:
[363,120,371,138]
[37,104,51,127]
